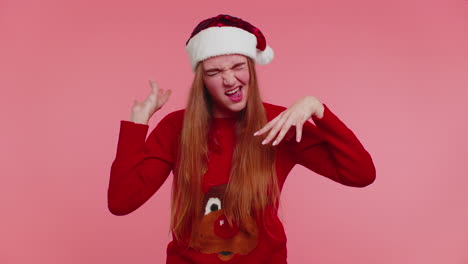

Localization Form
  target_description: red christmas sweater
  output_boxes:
[108,102,376,264]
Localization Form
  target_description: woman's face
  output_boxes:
[202,54,250,118]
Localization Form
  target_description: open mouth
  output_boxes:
[224,86,243,102]
[219,251,233,256]
[225,86,242,95]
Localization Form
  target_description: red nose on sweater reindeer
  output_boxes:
[189,184,258,261]
[214,214,239,239]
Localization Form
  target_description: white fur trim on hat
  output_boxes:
[256,45,274,65]
[186,26,273,71]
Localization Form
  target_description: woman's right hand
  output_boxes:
[129,80,172,125]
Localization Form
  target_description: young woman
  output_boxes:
[108,14,376,264]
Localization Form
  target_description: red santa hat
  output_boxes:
[185,14,274,71]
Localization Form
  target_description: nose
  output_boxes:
[214,214,239,239]
[222,71,236,87]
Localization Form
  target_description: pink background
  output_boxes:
[1,0,468,263]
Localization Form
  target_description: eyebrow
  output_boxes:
[205,62,246,72]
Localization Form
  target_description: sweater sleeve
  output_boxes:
[107,113,177,215]
[293,104,376,187]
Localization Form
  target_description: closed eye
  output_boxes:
[205,62,245,76]
[206,71,219,76]
[232,62,245,70]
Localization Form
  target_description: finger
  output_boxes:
[254,111,286,136]
[160,89,172,105]
[149,80,158,93]
[254,114,281,136]
[150,80,160,95]
[262,112,290,145]
[296,119,303,142]
[255,115,280,136]
[147,84,160,103]
[146,91,157,103]
[272,118,295,146]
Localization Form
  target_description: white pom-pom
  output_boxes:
[256,45,274,65]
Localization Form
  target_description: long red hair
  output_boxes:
[170,57,280,245]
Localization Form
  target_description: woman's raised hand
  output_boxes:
[254,96,325,146]
[129,80,172,125]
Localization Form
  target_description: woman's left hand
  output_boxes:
[254,96,325,146]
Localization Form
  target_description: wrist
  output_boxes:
[306,96,324,119]
[129,114,149,125]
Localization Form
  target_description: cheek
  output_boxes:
[203,78,221,97]
[237,70,250,84]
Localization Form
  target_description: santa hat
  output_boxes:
[185,14,274,71]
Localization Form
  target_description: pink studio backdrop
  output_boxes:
[1,0,467,263]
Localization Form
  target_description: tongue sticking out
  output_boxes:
[227,88,242,102]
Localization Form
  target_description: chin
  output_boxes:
[230,101,247,113]
[213,98,248,117]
